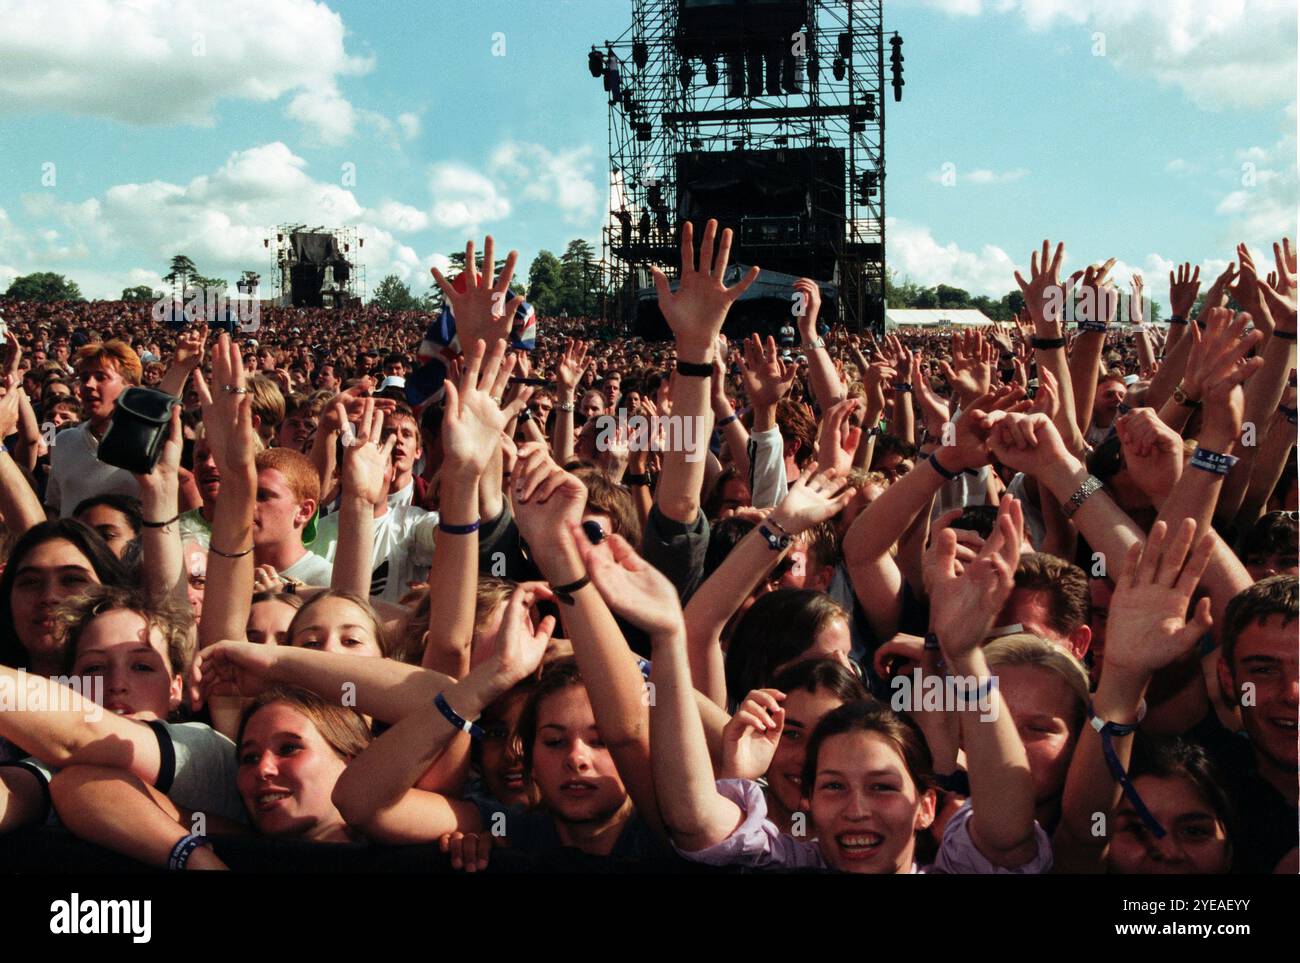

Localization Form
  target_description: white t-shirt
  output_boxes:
[45,422,140,516]
[279,549,335,588]
[387,481,414,509]
[308,504,439,603]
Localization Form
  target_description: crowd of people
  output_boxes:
[0,224,1295,875]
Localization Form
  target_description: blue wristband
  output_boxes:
[434,692,485,740]
[717,412,738,428]
[439,519,481,536]
[1189,447,1239,476]
[1078,320,1108,333]
[167,833,209,870]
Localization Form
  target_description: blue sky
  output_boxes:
[0,0,1295,302]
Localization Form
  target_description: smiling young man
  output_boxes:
[253,448,333,587]
[45,340,143,518]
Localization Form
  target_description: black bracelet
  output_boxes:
[1031,336,1066,350]
[928,450,960,480]
[1168,315,1188,326]
[934,769,971,796]
[1273,329,1297,341]
[141,512,181,528]
[892,383,913,393]
[675,359,713,377]
[209,542,254,559]
[624,473,652,487]
[552,574,591,605]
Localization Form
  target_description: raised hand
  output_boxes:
[442,338,513,478]
[812,399,861,475]
[569,523,684,640]
[1168,262,1201,319]
[651,220,760,356]
[1195,308,1264,441]
[511,442,587,554]
[928,495,1024,663]
[430,236,524,348]
[720,689,786,781]
[1014,239,1067,329]
[1261,236,1297,333]
[1128,274,1145,324]
[947,383,1031,472]
[488,584,558,693]
[1103,519,1213,682]
[134,403,184,492]
[739,334,796,407]
[1115,407,1183,502]
[554,339,589,396]
[792,277,822,339]
[1076,259,1118,328]
[340,397,398,506]
[910,350,949,436]
[985,409,1073,480]
[194,332,256,476]
[768,462,855,535]
[860,360,896,427]
[188,639,279,708]
[2,330,22,389]
[940,329,993,404]
[1197,262,1238,322]
[1231,244,1275,336]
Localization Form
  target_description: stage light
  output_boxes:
[890,35,905,102]
[832,57,846,81]
[588,47,603,78]
[704,57,719,86]
[632,41,649,70]
[838,32,851,57]
[678,61,694,88]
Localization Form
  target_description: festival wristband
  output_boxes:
[1089,700,1164,839]
[1273,329,1297,341]
[892,382,913,393]
[1168,315,1188,326]
[675,359,713,378]
[434,692,485,740]
[168,833,210,871]
[934,769,971,795]
[624,473,651,486]
[1031,336,1066,349]
[439,519,481,535]
[717,412,738,427]
[1189,447,1239,476]
[1078,320,1108,333]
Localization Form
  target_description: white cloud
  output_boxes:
[429,163,511,231]
[2,142,434,298]
[397,112,421,140]
[0,0,374,138]
[928,166,1028,185]
[491,142,601,224]
[285,86,357,146]
[886,217,1021,296]
[905,0,1297,110]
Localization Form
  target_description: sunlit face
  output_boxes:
[279,411,318,453]
[317,365,338,392]
[1107,774,1232,874]
[1220,615,1299,775]
[253,468,313,547]
[77,360,128,424]
[247,598,296,646]
[810,731,935,874]
[9,538,101,663]
[994,663,1081,807]
[772,616,853,680]
[382,415,422,477]
[530,686,629,826]
[290,595,383,657]
[872,453,910,483]
[532,397,555,422]
[767,685,847,818]
[75,504,135,559]
[193,438,221,505]
[480,688,538,809]
[69,609,181,719]
[997,589,1090,659]
[237,703,350,839]
[579,390,606,421]
[1095,380,1126,419]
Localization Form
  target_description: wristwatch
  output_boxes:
[803,337,826,350]
[1062,475,1104,520]
[1172,382,1201,408]
[557,401,575,412]
[758,525,792,552]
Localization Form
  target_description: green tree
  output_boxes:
[163,254,198,293]
[370,274,422,312]
[191,275,227,292]
[121,285,158,302]
[559,239,598,316]
[4,272,83,302]
[527,250,563,315]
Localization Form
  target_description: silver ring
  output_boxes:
[222,385,250,394]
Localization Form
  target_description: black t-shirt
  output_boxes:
[1188,712,1298,874]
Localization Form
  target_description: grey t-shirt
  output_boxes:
[3,720,246,827]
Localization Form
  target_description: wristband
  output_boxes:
[759,524,792,551]
[439,519,482,535]
[951,676,997,711]
[1031,336,1066,350]
[141,512,181,529]
[209,542,254,559]
[934,769,971,796]
[552,574,590,605]
[434,692,485,740]
[892,382,913,393]
[1273,329,1297,341]
[766,515,793,538]
[168,833,210,871]
[1168,315,1188,326]
[923,632,941,652]
[516,407,533,423]
[1062,474,1103,520]
[1078,320,1108,333]
[717,412,739,428]
[803,338,826,351]
[623,473,651,487]
[675,359,713,378]
[1089,699,1165,839]
[1189,447,1239,476]
[927,450,960,480]
[557,401,575,412]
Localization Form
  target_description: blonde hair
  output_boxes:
[247,374,286,441]
[74,340,142,385]
[984,633,1089,726]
